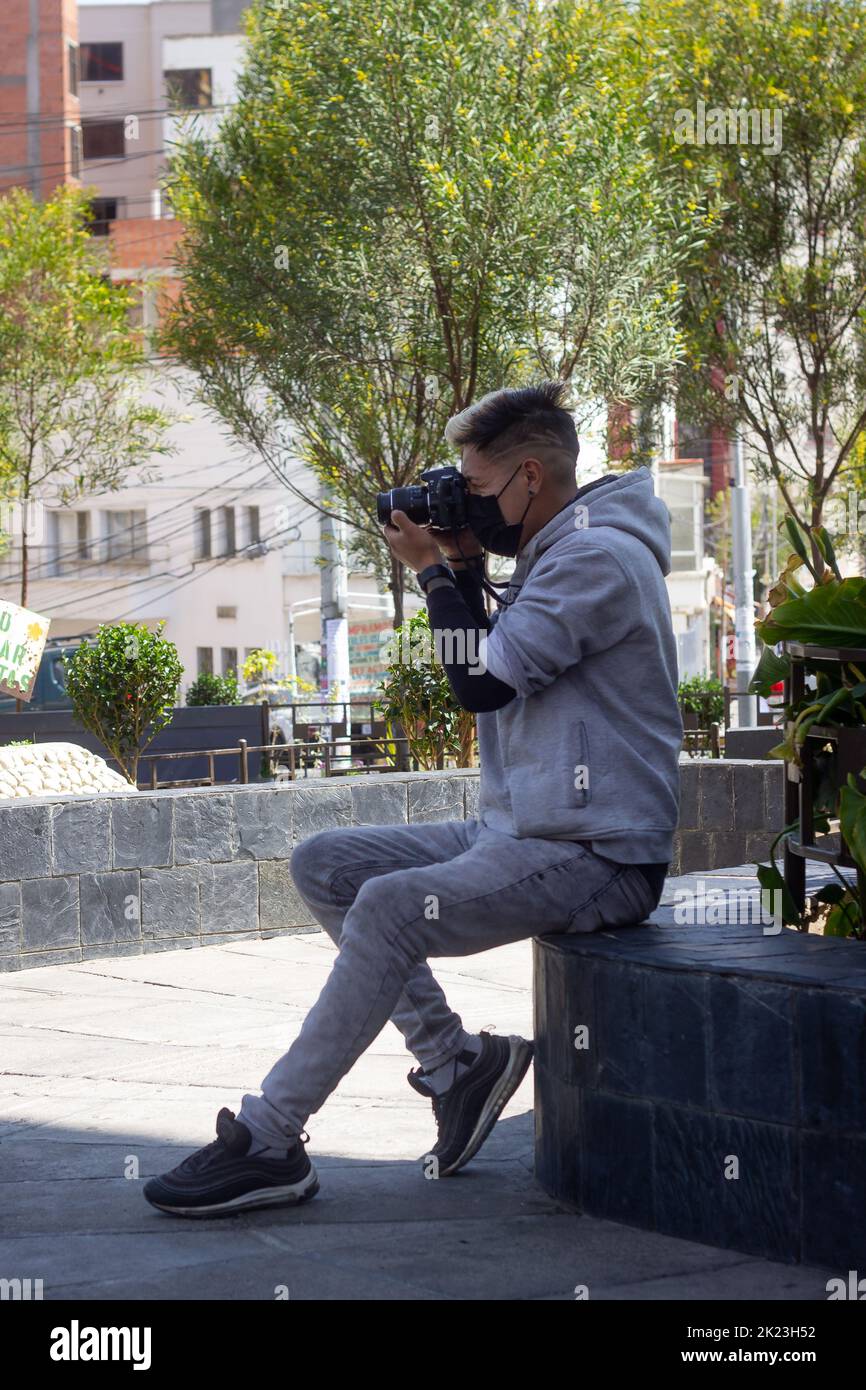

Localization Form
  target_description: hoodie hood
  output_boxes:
[518,465,672,579]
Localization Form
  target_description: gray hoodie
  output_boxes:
[477,464,683,863]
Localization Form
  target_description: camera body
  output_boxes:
[376,466,468,532]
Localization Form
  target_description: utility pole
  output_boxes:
[320,486,351,754]
[731,432,758,727]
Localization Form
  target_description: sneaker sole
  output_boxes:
[437,1036,534,1177]
[145,1167,320,1218]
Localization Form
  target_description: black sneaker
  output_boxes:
[407,1032,534,1177]
[143,1107,319,1218]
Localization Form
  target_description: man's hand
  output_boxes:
[428,525,484,566]
[381,509,443,573]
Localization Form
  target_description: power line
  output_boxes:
[111,528,306,621]
[30,494,315,616]
[0,102,236,135]
[0,142,166,181]
[1,457,265,587]
[16,485,276,610]
[2,469,301,608]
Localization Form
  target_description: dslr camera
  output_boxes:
[376,466,468,532]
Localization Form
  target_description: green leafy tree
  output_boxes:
[636,0,866,569]
[0,186,174,610]
[165,0,698,623]
[241,648,277,685]
[376,608,475,768]
[64,622,183,786]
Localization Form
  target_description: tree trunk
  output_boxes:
[389,553,405,629]
[15,523,28,713]
[20,521,28,611]
[458,711,476,767]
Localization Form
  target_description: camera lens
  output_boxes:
[376,486,430,526]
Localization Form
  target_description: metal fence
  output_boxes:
[133,732,415,790]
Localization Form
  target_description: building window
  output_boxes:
[67,41,80,96]
[195,509,212,559]
[103,509,147,563]
[241,505,261,548]
[217,506,236,557]
[82,120,125,160]
[46,511,91,576]
[69,125,82,178]
[657,466,705,574]
[164,68,213,110]
[221,647,238,676]
[80,43,124,82]
[86,197,124,236]
[197,647,214,675]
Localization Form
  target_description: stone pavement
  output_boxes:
[0,863,843,1301]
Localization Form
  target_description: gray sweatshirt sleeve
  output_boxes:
[482,543,641,697]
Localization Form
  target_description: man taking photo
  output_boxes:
[144,379,683,1217]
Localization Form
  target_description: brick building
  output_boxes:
[0,0,81,197]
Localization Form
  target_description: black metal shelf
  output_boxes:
[781,642,866,913]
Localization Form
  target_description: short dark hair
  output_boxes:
[444,380,579,464]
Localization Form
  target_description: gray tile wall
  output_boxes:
[0,761,783,972]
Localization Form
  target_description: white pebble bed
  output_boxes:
[0,742,133,799]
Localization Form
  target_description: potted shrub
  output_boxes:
[678,674,725,756]
[64,622,183,786]
[186,670,240,706]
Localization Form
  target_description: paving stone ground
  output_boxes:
[0,863,842,1301]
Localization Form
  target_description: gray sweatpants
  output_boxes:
[237,816,658,1145]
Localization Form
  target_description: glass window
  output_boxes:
[243,505,260,547]
[67,41,80,96]
[87,197,122,236]
[164,69,213,110]
[80,43,124,82]
[69,125,82,179]
[46,511,91,575]
[221,647,238,676]
[195,509,212,560]
[103,509,147,562]
[218,506,236,557]
[76,512,91,561]
[197,647,213,675]
[658,466,705,573]
[82,120,125,160]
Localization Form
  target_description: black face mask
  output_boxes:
[465,460,535,558]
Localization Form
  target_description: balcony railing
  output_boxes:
[0,542,157,582]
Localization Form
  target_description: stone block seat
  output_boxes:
[533,861,866,1270]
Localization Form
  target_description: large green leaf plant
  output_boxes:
[750,513,866,938]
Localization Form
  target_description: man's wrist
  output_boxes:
[441,550,484,569]
[417,561,456,594]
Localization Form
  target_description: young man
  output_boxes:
[144,380,683,1217]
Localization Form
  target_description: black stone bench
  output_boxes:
[533,907,866,1268]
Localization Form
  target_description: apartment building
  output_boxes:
[0,0,80,198]
[0,0,397,692]
[0,0,721,687]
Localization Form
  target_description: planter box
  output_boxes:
[782,642,866,914]
[534,921,866,1269]
[0,704,270,786]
